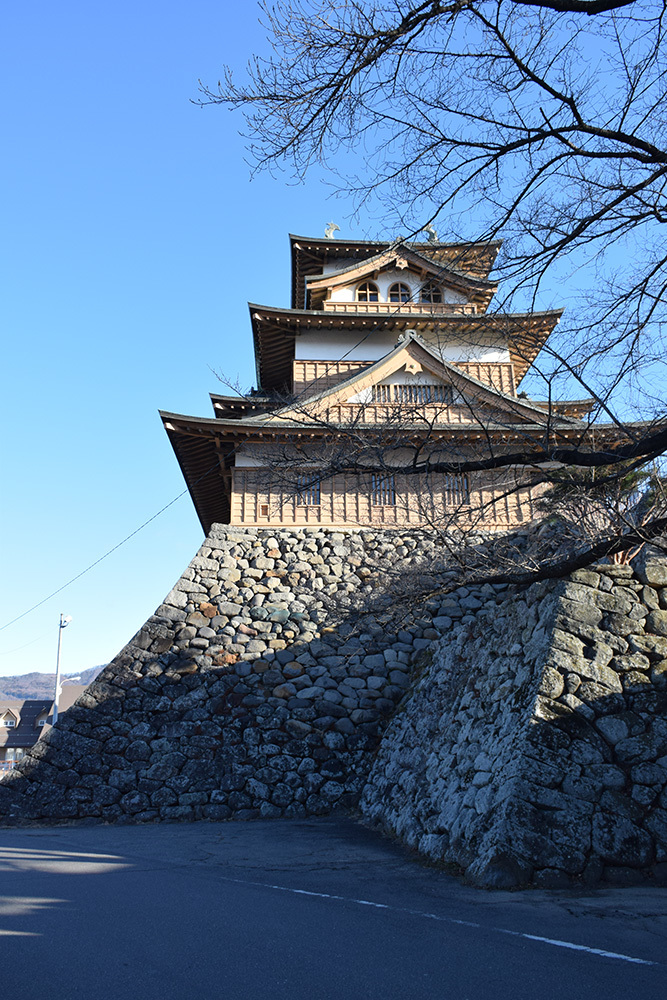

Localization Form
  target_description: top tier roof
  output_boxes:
[289,233,502,310]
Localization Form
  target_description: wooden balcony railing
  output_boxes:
[322,301,477,315]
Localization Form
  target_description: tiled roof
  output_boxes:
[0,685,87,750]
[0,699,51,748]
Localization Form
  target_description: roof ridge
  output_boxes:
[289,233,504,249]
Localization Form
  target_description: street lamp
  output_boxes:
[53,613,72,725]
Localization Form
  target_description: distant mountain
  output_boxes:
[0,665,105,701]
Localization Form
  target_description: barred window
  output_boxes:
[388,282,411,303]
[296,474,321,506]
[444,474,470,506]
[356,281,379,302]
[371,383,454,404]
[371,474,396,506]
[420,281,443,303]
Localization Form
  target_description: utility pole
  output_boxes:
[53,613,72,725]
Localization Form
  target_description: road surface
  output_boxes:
[0,817,665,999]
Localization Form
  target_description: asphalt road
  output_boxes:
[1,817,665,999]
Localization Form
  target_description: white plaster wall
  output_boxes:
[234,444,274,468]
[295,332,398,361]
[326,267,468,304]
[321,259,351,275]
[296,331,510,364]
[234,445,323,470]
[420,332,510,363]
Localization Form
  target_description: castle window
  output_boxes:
[444,474,470,506]
[394,384,453,404]
[356,281,379,302]
[296,474,321,506]
[420,281,443,304]
[371,384,393,404]
[371,474,396,506]
[371,384,454,405]
[388,282,411,303]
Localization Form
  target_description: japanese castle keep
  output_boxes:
[3,229,666,890]
[161,232,597,531]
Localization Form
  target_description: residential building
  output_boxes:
[0,685,86,773]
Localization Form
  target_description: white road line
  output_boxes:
[495,929,655,965]
[223,876,657,967]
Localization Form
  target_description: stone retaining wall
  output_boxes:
[361,551,667,887]
[0,525,469,824]
[2,524,666,888]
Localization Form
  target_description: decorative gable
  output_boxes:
[272,333,582,430]
[348,366,461,406]
[305,242,496,313]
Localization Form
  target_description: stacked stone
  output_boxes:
[0,525,468,825]
[361,549,667,887]
[3,521,666,890]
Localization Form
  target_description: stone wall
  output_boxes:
[361,551,667,887]
[2,524,666,889]
[0,525,461,824]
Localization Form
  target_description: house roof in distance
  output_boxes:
[0,685,86,751]
[0,699,51,749]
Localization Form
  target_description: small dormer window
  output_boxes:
[420,281,443,304]
[356,281,379,302]
[1,713,17,728]
[389,282,411,303]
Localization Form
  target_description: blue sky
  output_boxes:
[0,1,371,678]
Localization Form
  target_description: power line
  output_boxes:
[0,625,55,656]
[0,464,219,633]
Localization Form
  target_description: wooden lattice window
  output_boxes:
[371,474,396,506]
[356,281,379,302]
[420,281,443,303]
[444,474,470,506]
[296,474,321,506]
[371,384,393,403]
[388,282,411,303]
[371,383,454,404]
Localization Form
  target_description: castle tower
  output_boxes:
[161,233,599,530]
